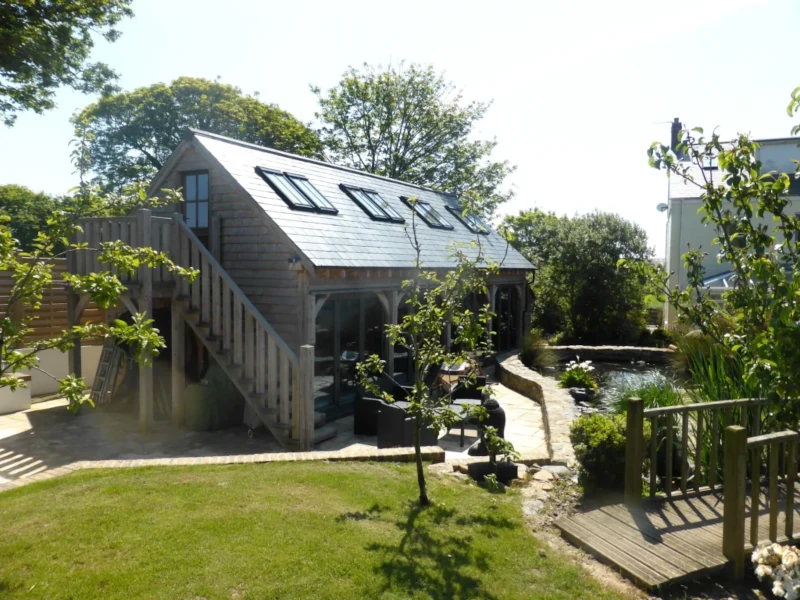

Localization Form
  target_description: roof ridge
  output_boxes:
[188,128,451,196]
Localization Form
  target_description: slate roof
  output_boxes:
[190,130,534,271]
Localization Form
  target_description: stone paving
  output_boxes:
[497,353,577,465]
[0,377,550,492]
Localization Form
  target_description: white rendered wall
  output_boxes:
[17,346,103,396]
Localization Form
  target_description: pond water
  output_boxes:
[548,361,676,413]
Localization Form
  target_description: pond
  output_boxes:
[548,361,677,413]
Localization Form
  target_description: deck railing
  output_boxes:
[72,213,176,286]
[624,397,770,504]
[172,217,315,448]
[722,427,800,580]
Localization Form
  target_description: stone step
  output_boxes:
[313,423,338,445]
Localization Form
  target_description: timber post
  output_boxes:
[722,425,748,581]
[170,299,185,426]
[137,209,154,432]
[65,237,82,379]
[487,284,498,349]
[297,345,315,450]
[624,397,644,505]
[386,290,399,378]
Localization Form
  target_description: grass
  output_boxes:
[0,462,624,600]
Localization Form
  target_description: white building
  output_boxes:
[663,119,800,324]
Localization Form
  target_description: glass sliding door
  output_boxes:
[313,294,386,417]
[493,286,520,352]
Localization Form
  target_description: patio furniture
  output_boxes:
[467,398,507,456]
[353,373,408,436]
[376,401,438,449]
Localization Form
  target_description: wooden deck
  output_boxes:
[556,484,800,589]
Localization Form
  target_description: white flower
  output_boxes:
[783,551,800,570]
[775,581,787,597]
[756,564,774,580]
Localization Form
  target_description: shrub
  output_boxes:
[671,333,760,402]
[558,358,597,389]
[518,330,557,371]
[607,371,684,415]
[570,413,651,491]
[650,328,673,348]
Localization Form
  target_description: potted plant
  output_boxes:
[467,426,520,485]
[558,357,598,402]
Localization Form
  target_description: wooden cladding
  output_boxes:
[0,258,103,344]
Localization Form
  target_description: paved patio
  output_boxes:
[0,380,549,491]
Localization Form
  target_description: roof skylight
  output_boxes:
[256,167,338,214]
[401,197,453,230]
[340,185,405,223]
[445,205,488,234]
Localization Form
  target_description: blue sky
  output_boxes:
[1,0,797,257]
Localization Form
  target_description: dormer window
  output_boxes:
[183,171,209,229]
[340,185,404,223]
[401,197,453,230]
[445,205,488,234]
[256,167,338,214]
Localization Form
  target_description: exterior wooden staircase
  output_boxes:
[73,211,332,450]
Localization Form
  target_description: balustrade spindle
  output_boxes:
[681,412,689,495]
[694,411,704,493]
[665,413,674,497]
[650,416,658,498]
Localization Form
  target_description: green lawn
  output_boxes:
[0,462,622,599]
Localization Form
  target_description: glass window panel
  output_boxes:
[290,177,336,211]
[184,175,197,201]
[314,299,335,410]
[185,203,197,228]
[197,173,209,200]
[365,191,403,221]
[353,189,388,219]
[198,202,209,228]
[424,204,451,228]
[267,172,314,208]
[364,295,385,358]
[339,298,361,404]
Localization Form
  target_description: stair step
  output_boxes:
[196,321,211,331]
[313,423,338,445]
[184,310,200,323]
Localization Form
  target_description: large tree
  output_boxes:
[0,0,132,126]
[313,63,515,216]
[502,210,653,344]
[0,185,59,252]
[75,77,323,190]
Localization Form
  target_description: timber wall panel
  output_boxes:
[0,259,103,345]
[166,143,302,352]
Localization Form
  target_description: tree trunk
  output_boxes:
[414,414,429,506]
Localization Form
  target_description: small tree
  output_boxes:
[0,173,196,412]
[357,198,502,506]
[502,209,653,343]
[629,93,800,423]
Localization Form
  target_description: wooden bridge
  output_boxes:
[556,398,800,589]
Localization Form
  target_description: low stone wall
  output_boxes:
[552,345,673,365]
[496,353,576,466]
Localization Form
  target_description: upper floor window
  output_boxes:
[445,205,488,234]
[256,167,338,214]
[340,185,404,223]
[401,197,453,230]
[183,171,209,229]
